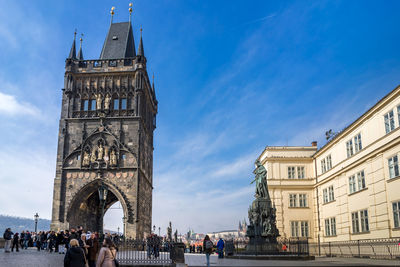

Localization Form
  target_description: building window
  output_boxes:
[289,194,297,207]
[388,155,399,179]
[291,221,309,237]
[291,221,299,237]
[323,185,334,204]
[328,185,334,202]
[288,167,296,179]
[301,221,309,237]
[346,139,354,158]
[297,166,305,179]
[325,217,336,236]
[321,159,326,174]
[357,170,366,190]
[398,105,400,127]
[354,134,362,153]
[349,175,356,194]
[114,99,119,110]
[360,209,369,232]
[349,170,366,194]
[90,99,96,111]
[393,201,400,228]
[326,155,332,170]
[352,209,369,233]
[351,212,360,233]
[323,188,328,204]
[299,194,307,207]
[321,155,332,173]
[83,100,89,111]
[289,194,308,208]
[384,110,395,134]
[121,98,127,110]
[347,134,363,157]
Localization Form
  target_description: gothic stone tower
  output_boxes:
[50,16,157,239]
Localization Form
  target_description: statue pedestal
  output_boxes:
[246,197,279,254]
[246,236,278,254]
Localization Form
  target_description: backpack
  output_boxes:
[205,240,213,249]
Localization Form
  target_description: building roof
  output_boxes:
[100,22,136,59]
[314,84,400,156]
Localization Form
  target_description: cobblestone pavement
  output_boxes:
[1,249,400,267]
[185,254,400,266]
[0,248,64,267]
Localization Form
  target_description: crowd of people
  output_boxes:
[4,227,226,267]
[3,226,120,267]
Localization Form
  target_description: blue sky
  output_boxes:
[0,0,400,234]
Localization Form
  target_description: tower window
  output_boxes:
[90,99,96,111]
[83,100,89,111]
[114,99,119,110]
[121,98,127,110]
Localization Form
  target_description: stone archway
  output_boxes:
[66,179,129,232]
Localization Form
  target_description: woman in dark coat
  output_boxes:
[64,239,86,267]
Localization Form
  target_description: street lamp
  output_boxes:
[158,227,161,236]
[122,216,127,240]
[34,213,39,233]
[98,183,108,239]
[153,225,156,234]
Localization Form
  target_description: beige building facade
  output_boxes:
[259,85,400,243]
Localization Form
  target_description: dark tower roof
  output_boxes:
[68,32,77,59]
[137,30,145,57]
[100,22,136,59]
[77,37,84,60]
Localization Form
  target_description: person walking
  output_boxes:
[87,233,100,267]
[216,237,224,258]
[96,238,118,267]
[3,228,13,253]
[79,233,89,260]
[24,231,31,249]
[64,239,87,267]
[203,235,213,267]
[11,232,19,252]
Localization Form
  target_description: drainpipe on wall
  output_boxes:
[313,145,321,256]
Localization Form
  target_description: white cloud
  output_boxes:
[0,91,40,117]
[0,147,55,221]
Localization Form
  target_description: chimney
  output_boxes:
[311,141,317,147]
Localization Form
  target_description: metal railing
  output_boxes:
[232,237,309,256]
[309,238,400,259]
[116,239,173,265]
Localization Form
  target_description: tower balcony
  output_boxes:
[65,57,146,74]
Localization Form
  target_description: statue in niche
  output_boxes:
[96,94,102,110]
[97,144,104,160]
[104,94,111,110]
[104,146,109,163]
[82,151,90,166]
[90,147,97,163]
[110,149,117,166]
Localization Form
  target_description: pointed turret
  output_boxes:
[77,35,84,60]
[137,27,145,57]
[68,31,77,59]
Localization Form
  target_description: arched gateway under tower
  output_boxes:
[50,10,157,239]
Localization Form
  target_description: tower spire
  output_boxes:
[129,3,133,23]
[137,27,145,57]
[77,34,84,60]
[68,30,77,59]
[110,6,115,24]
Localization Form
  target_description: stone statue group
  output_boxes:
[246,160,279,241]
[82,143,117,167]
[95,94,112,111]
